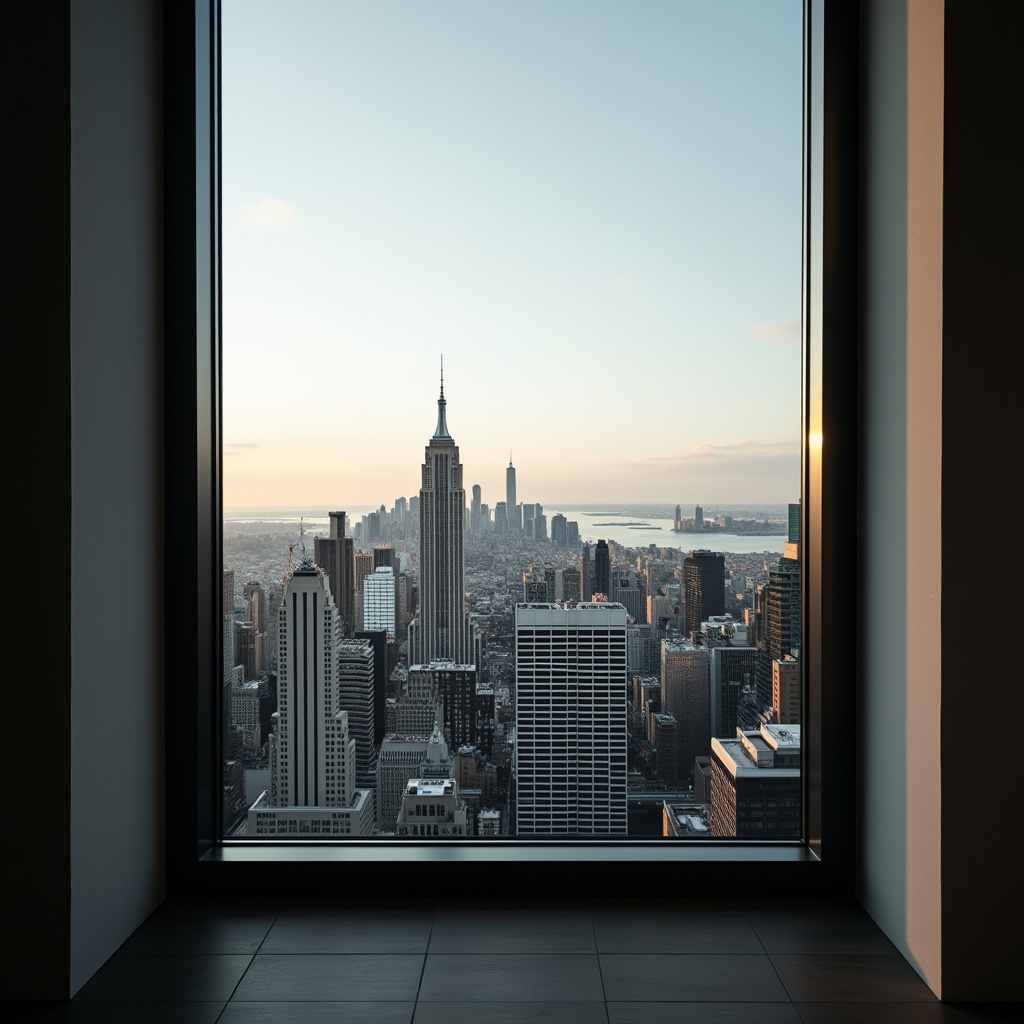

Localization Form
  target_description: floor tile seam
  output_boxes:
[412,906,438,1007]
[589,909,612,1024]
[218,953,257,1009]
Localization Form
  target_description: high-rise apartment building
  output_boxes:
[248,563,373,835]
[417,372,471,664]
[661,637,711,788]
[756,551,801,709]
[514,602,628,836]
[772,656,801,725]
[683,550,725,640]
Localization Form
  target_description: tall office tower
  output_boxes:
[394,496,407,524]
[661,638,712,788]
[522,503,535,538]
[611,569,642,622]
[551,513,567,545]
[772,656,801,724]
[337,638,377,793]
[675,504,682,524]
[652,712,680,783]
[756,552,801,708]
[373,544,395,571]
[365,511,381,543]
[710,644,759,738]
[514,602,628,836]
[243,580,269,632]
[627,623,655,675]
[471,484,482,533]
[355,629,389,747]
[376,735,430,833]
[710,723,801,837]
[593,539,611,598]
[695,504,704,531]
[313,511,355,635]
[534,510,547,541]
[396,668,442,737]
[494,501,508,533]
[479,503,489,530]
[353,552,374,596]
[580,543,592,600]
[363,566,396,635]
[561,566,582,603]
[506,453,520,531]
[682,550,726,640]
[248,563,374,836]
[409,496,419,520]
[409,662,476,750]
[566,520,580,546]
[234,621,257,680]
[418,371,470,664]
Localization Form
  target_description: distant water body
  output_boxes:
[224,505,789,557]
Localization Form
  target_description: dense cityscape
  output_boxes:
[222,376,801,840]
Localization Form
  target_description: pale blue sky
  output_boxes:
[222,0,803,508]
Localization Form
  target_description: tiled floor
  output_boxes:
[7,898,1020,1023]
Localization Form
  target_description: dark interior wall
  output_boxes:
[940,0,1024,1002]
[0,0,166,999]
[0,0,73,997]
[69,0,166,994]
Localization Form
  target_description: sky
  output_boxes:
[222,0,804,510]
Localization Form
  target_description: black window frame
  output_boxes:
[165,0,858,897]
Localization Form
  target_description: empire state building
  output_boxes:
[416,369,470,665]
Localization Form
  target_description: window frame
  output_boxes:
[164,0,858,896]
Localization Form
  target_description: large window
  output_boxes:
[166,0,857,885]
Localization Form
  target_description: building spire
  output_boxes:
[432,355,452,441]
[509,448,513,467]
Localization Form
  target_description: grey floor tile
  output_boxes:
[119,906,277,955]
[260,911,433,954]
[428,908,596,953]
[795,1003,981,1023]
[593,909,763,954]
[413,1002,609,1024]
[771,954,937,1002]
[72,954,252,1002]
[218,1002,415,1023]
[748,904,898,954]
[418,954,604,1002]
[232,954,423,1001]
[609,1003,803,1024]
[31,1003,225,1023]
[600,953,790,1002]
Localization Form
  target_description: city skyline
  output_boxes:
[222,0,803,508]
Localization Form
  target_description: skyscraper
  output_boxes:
[683,550,725,639]
[248,562,374,835]
[661,637,711,788]
[313,511,354,635]
[514,602,628,836]
[506,452,520,531]
[417,368,470,664]
[594,539,611,598]
[337,638,378,793]
[470,483,482,534]
[363,566,396,635]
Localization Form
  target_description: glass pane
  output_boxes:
[220,0,804,840]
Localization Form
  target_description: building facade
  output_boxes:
[514,602,628,836]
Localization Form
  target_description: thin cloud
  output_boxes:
[643,438,798,467]
[752,318,801,341]
[242,197,299,228]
